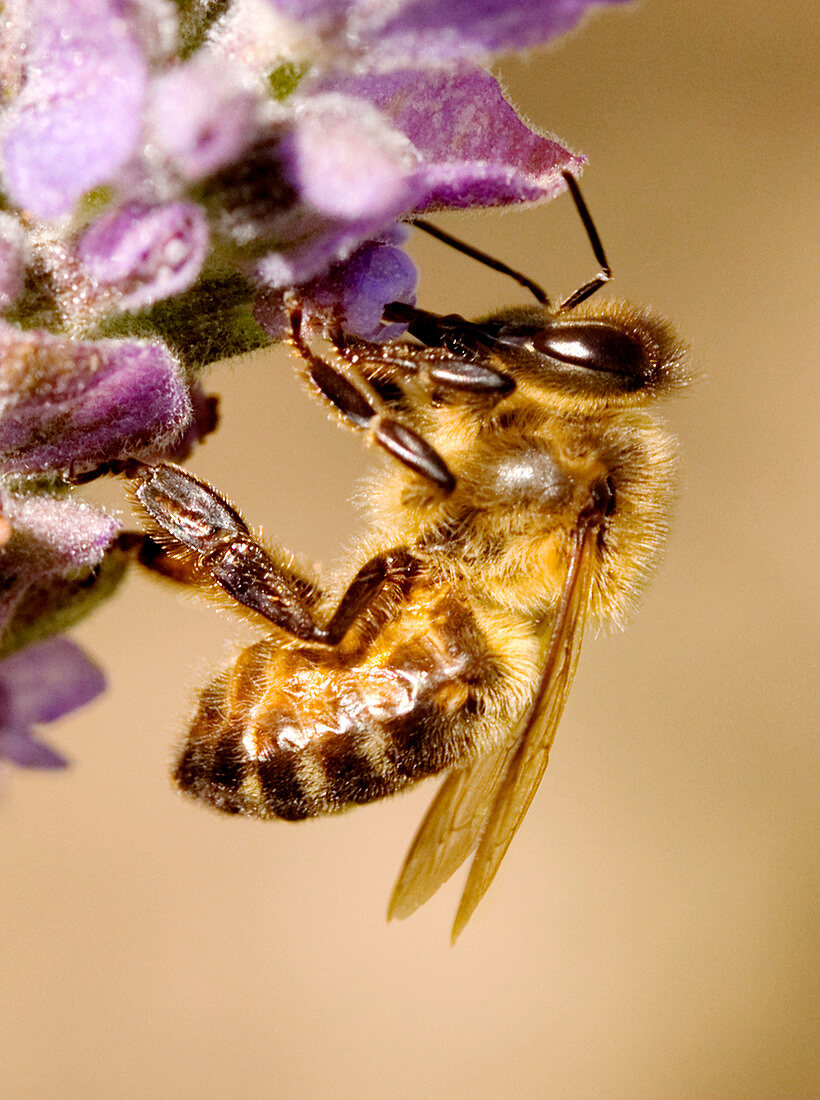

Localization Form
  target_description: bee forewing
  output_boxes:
[451,527,597,942]
[388,743,514,921]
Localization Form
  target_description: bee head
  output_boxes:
[480,301,689,408]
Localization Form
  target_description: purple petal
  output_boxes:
[263,0,628,66]
[78,202,209,310]
[355,0,629,64]
[257,238,418,341]
[0,213,27,311]
[315,68,582,211]
[149,58,260,181]
[0,636,105,726]
[2,0,148,218]
[0,726,69,769]
[283,95,419,220]
[255,96,421,286]
[0,323,192,475]
[0,635,105,769]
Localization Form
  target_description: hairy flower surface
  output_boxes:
[0,0,624,762]
[0,488,123,656]
[0,322,192,475]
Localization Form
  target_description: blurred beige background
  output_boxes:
[2,1,817,1096]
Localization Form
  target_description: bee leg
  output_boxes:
[318,547,418,644]
[127,461,417,643]
[113,529,188,581]
[288,306,456,494]
[116,528,224,590]
[332,320,515,401]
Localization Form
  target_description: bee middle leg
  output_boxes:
[126,461,417,644]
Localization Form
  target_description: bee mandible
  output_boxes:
[127,173,688,941]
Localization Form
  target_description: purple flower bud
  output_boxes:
[0,489,128,658]
[0,489,120,640]
[149,58,260,181]
[0,636,105,768]
[334,242,417,339]
[78,202,209,311]
[2,0,148,218]
[0,323,192,476]
[0,490,119,579]
[256,234,417,341]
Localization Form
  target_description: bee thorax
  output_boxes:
[479,446,572,509]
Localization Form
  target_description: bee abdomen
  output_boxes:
[173,593,498,820]
[173,668,478,820]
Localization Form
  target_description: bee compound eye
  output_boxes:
[532,322,648,384]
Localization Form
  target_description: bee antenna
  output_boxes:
[558,170,613,312]
[410,218,551,308]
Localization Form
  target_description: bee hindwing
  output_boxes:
[388,743,515,922]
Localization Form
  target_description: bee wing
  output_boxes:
[451,524,597,942]
[387,741,515,922]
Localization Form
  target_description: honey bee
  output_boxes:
[128,173,687,940]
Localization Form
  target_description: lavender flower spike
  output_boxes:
[0,636,105,768]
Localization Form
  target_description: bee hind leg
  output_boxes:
[125,461,417,643]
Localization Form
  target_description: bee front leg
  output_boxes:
[127,462,417,644]
[288,306,456,494]
[333,310,515,402]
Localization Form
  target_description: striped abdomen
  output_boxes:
[173,585,501,819]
